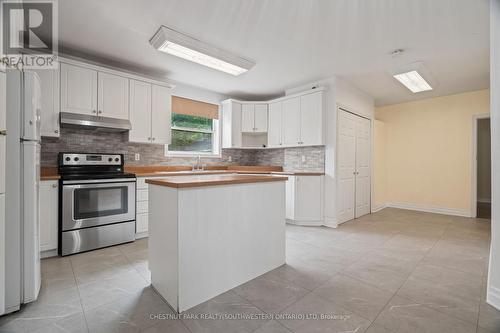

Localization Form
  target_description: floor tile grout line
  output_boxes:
[68,257,90,333]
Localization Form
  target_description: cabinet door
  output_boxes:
[241,104,255,132]
[129,80,152,143]
[295,176,322,221]
[281,97,301,146]
[222,101,242,148]
[151,85,172,144]
[40,181,58,252]
[36,69,60,137]
[300,92,323,145]
[254,104,268,132]
[60,63,97,115]
[98,72,129,119]
[268,102,282,147]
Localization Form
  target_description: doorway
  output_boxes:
[473,116,491,218]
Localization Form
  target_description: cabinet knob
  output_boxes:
[54,130,59,134]
[98,110,102,114]
[152,137,155,141]
[148,137,151,141]
[92,110,96,114]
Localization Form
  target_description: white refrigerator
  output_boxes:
[1,68,42,315]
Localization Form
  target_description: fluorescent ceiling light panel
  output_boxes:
[393,70,433,93]
[150,26,254,76]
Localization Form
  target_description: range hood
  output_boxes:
[60,112,131,132]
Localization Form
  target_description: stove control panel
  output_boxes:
[60,153,122,166]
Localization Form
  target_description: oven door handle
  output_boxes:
[62,178,136,185]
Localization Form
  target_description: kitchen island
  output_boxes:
[146,174,288,312]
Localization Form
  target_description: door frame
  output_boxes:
[336,106,372,224]
[471,113,491,218]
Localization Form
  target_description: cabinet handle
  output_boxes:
[98,110,102,114]
[54,130,59,134]
[148,137,151,141]
[92,110,96,114]
[152,137,155,141]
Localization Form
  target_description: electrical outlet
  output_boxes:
[134,153,140,161]
[301,155,306,163]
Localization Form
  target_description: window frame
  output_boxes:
[165,110,221,158]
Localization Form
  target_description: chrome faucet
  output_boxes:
[192,155,204,171]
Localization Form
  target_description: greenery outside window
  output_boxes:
[166,96,220,156]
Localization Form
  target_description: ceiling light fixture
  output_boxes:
[150,26,255,76]
[392,62,434,93]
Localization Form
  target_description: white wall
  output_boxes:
[171,82,229,105]
[488,0,500,311]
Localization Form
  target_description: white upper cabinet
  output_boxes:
[254,104,268,132]
[241,104,254,132]
[281,97,301,146]
[98,72,129,119]
[129,79,171,144]
[151,85,172,144]
[35,68,60,137]
[60,63,98,115]
[299,91,323,145]
[221,100,242,148]
[129,79,152,143]
[241,103,268,133]
[268,102,282,147]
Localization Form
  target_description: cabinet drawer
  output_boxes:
[137,201,148,214]
[136,177,149,189]
[136,213,148,234]
[137,189,148,201]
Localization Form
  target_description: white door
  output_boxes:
[254,104,268,132]
[60,63,97,115]
[268,102,282,147]
[151,85,172,144]
[300,92,323,145]
[97,72,129,119]
[241,104,255,132]
[337,110,356,224]
[39,181,58,252]
[129,80,152,143]
[355,116,371,218]
[282,97,301,146]
[35,68,60,137]
[0,71,5,195]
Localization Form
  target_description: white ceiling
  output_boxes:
[58,0,490,106]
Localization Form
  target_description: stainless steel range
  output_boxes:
[58,153,136,256]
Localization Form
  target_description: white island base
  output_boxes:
[147,175,287,313]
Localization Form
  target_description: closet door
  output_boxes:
[337,110,356,224]
[355,116,371,218]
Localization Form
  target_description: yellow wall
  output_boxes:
[373,120,388,210]
[375,89,490,214]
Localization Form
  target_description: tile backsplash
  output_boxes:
[41,128,325,172]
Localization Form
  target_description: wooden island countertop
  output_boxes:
[145,174,288,188]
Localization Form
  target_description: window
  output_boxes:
[166,96,220,156]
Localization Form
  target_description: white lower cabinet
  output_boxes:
[40,180,58,255]
[285,176,323,226]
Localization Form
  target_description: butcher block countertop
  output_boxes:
[146,174,288,188]
[41,165,324,180]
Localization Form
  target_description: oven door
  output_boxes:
[61,178,136,231]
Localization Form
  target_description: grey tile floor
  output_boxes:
[0,208,499,333]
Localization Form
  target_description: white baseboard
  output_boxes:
[386,202,471,217]
[371,204,387,213]
[135,232,149,239]
[286,219,324,227]
[322,216,338,228]
[487,286,500,311]
[41,249,58,259]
